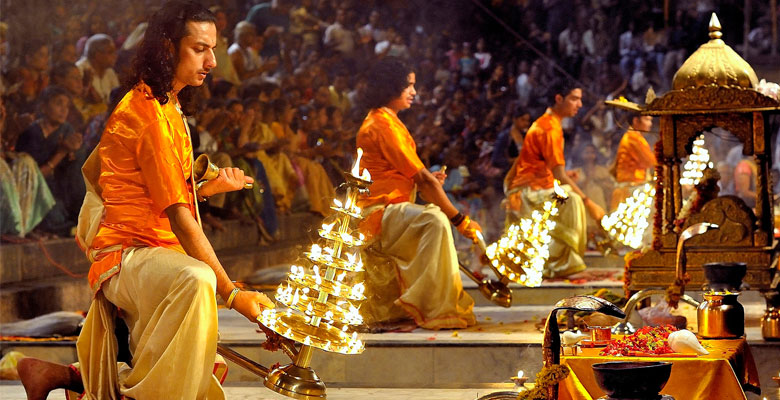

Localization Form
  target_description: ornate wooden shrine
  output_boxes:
[610,14,780,292]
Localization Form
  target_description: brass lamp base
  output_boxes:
[265,363,327,400]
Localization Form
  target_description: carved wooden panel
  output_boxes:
[683,196,755,247]
[646,86,780,113]
[673,113,753,158]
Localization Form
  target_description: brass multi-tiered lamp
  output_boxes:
[600,183,655,250]
[217,151,372,399]
[482,181,569,288]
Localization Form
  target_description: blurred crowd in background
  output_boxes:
[1,0,779,245]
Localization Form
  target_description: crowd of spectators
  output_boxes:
[1,0,778,245]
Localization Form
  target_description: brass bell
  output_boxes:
[194,154,253,190]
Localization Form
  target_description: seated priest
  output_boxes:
[356,58,480,330]
[504,81,605,278]
[610,113,656,209]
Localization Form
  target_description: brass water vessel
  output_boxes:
[697,292,744,339]
[761,307,780,340]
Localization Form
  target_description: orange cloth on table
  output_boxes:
[509,108,565,191]
[355,107,425,237]
[85,83,196,292]
[559,338,760,400]
[614,129,656,184]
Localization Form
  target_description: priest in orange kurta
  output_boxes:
[18,4,275,400]
[356,58,480,330]
[610,115,656,209]
[505,83,605,278]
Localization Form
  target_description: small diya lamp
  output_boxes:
[511,370,528,390]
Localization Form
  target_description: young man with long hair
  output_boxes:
[357,58,481,330]
[18,2,274,399]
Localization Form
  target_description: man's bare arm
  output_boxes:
[166,204,273,320]
[413,168,459,219]
[413,168,482,238]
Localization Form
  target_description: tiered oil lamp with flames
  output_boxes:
[218,151,372,399]
[601,183,655,249]
[679,135,712,186]
[482,180,568,288]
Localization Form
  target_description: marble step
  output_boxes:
[0,382,520,400]
[3,303,778,395]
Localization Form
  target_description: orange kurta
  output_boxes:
[356,107,425,236]
[510,109,565,191]
[86,83,196,291]
[614,129,656,183]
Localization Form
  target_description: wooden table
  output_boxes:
[559,338,760,400]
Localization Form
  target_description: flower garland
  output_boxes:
[516,365,571,400]
[665,276,688,309]
[623,250,642,299]
[652,141,664,250]
[600,325,678,356]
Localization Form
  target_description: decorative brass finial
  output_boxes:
[671,11,757,90]
[708,13,722,40]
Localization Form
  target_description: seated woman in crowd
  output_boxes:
[270,98,335,217]
[50,61,106,134]
[0,97,56,242]
[256,99,299,214]
[15,85,87,236]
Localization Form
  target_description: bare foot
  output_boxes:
[18,358,83,400]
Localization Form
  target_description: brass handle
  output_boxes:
[195,154,254,190]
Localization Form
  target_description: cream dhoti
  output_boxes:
[507,184,587,278]
[363,203,476,330]
[74,247,225,400]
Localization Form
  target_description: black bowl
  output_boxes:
[702,262,746,291]
[592,361,672,399]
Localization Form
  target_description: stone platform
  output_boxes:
[2,293,778,398]
[2,220,779,399]
[0,382,521,400]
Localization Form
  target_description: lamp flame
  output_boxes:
[322,222,336,234]
[351,148,363,177]
[553,179,568,199]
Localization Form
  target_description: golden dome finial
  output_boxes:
[671,12,757,90]
[709,13,722,40]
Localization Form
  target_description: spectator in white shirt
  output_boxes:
[75,34,119,106]
[358,10,387,45]
[323,9,355,59]
[474,38,491,71]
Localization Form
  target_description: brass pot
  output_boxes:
[761,307,780,341]
[697,292,744,339]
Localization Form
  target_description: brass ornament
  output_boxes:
[671,14,758,91]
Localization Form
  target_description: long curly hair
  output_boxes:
[361,58,414,110]
[127,1,215,110]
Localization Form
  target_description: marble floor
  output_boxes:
[0,383,520,400]
[1,382,774,399]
